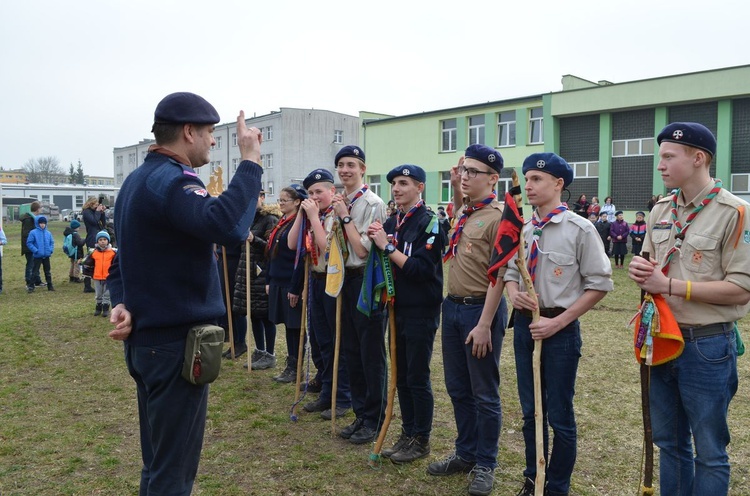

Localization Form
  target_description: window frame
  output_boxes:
[468,115,485,145]
[441,119,457,152]
[528,108,544,144]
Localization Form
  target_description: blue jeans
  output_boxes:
[25,252,41,285]
[514,314,581,493]
[441,297,506,469]
[395,314,438,438]
[125,339,209,496]
[650,329,738,496]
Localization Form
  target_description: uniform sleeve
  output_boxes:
[721,205,750,292]
[108,253,123,306]
[356,197,386,253]
[398,215,444,281]
[576,224,614,292]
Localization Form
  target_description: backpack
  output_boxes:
[63,233,74,257]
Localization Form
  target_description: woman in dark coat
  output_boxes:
[233,194,280,370]
[81,196,106,293]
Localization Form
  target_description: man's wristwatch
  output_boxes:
[384,243,396,255]
[342,216,352,225]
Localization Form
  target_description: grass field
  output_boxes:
[0,221,748,495]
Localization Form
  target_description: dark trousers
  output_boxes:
[31,257,52,286]
[217,254,247,347]
[340,272,387,430]
[251,317,276,354]
[308,277,350,406]
[25,252,41,285]
[125,339,208,496]
[395,314,438,438]
[0,254,3,291]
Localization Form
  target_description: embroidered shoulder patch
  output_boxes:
[183,184,208,197]
[744,230,750,244]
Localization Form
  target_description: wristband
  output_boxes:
[685,280,692,301]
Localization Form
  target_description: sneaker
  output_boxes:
[27,286,35,293]
[339,418,364,439]
[299,378,322,393]
[303,397,328,413]
[349,425,377,445]
[272,366,297,383]
[252,351,277,370]
[35,281,46,287]
[390,436,430,464]
[222,344,248,359]
[320,406,350,420]
[468,466,495,496]
[381,432,411,459]
[427,453,475,476]
[516,477,535,496]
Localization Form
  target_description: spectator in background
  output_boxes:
[82,196,106,294]
[610,210,629,268]
[0,225,6,294]
[629,211,647,256]
[600,196,616,223]
[26,215,55,292]
[20,201,43,288]
[587,196,601,217]
[63,220,86,282]
[572,194,590,217]
[647,195,658,211]
[595,211,612,256]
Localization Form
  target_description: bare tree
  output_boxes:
[23,156,64,183]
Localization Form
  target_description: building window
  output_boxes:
[334,130,344,144]
[571,161,600,178]
[75,195,84,208]
[468,115,485,145]
[529,108,544,144]
[232,133,237,146]
[731,173,750,193]
[232,158,239,171]
[612,138,655,157]
[128,153,136,165]
[216,136,222,149]
[263,126,274,141]
[441,119,457,152]
[210,161,222,174]
[261,154,273,169]
[116,156,123,167]
[367,175,380,198]
[497,111,516,147]
[441,171,454,202]
[267,181,275,195]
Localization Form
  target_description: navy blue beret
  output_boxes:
[153,92,220,127]
[522,152,574,188]
[464,144,503,173]
[288,183,309,200]
[334,145,365,166]
[303,168,335,190]
[386,164,426,184]
[657,122,716,157]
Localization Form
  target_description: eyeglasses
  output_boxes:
[457,165,495,179]
[277,198,294,204]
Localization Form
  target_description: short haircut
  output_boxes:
[152,122,184,145]
[31,201,41,211]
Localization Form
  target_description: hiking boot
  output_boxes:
[468,466,495,496]
[35,281,46,287]
[252,351,276,370]
[303,397,328,413]
[101,304,110,318]
[381,431,411,459]
[94,303,103,316]
[516,477,535,496]
[300,378,322,393]
[544,489,569,496]
[339,418,364,439]
[427,453,475,476]
[320,406,350,420]
[349,425,377,445]
[27,285,35,293]
[272,366,297,383]
[223,343,248,359]
[47,283,55,291]
[390,436,430,464]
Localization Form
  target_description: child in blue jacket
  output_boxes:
[25,215,55,292]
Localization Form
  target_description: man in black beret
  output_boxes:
[108,93,264,495]
[629,121,750,495]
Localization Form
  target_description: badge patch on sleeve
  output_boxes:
[744,230,750,244]
[183,184,208,197]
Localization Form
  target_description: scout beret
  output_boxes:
[334,145,365,165]
[386,164,426,184]
[615,210,623,216]
[464,144,503,173]
[657,122,716,157]
[522,152,574,188]
[303,168,335,190]
[153,92,220,127]
[289,183,309,200]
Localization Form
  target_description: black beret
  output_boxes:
[464,144,503,173]
[386,164,426,184]
[303,168,335,190]
[657,122,716,157]
[153,92,220,127]
[334,145,365,166]
[522,152,574,188]
[289,183,309,200]
[615,210,623,216]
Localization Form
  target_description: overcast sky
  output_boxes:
[0,0,746,177]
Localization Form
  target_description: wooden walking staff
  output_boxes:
[330,295,342,436]
[638,251,654,496]
[245,238,252,371]
[292,257,310,420]
[221,246,236,360]
[509,170,545,495]
[370,299,397,465]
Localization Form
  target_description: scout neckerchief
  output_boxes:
[443,193,496,262]
[266,214,295,258]
[347,185,369,213]
[527,204,568,283]
[393,199,424,247]
[661,179,722,275]
[305,204,334,267]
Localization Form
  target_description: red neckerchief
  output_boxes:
[528,204,568,282]
[347,185,369,213]
[266,214,294,257]
[147,144,192,168]
[394,200,424,247]
[443,193,496,262]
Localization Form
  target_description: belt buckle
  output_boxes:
[462,297,472,305]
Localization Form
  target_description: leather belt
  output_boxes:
[345,266,365,277]
[680,322,731,341]
[310,271,327,280]
[447,294,486,305]
[518,307,567,318]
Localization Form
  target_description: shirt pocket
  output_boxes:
[650,228,671,261]
[684,233,721,275]
[546,250,577,286]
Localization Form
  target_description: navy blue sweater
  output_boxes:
[108,150,262,346]
[383,205,444,318]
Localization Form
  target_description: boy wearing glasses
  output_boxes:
[428,144,507,496]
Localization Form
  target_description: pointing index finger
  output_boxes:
[237,110,247,131]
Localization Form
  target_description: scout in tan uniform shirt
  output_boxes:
[629,122,750,496]
[427,144,507,496]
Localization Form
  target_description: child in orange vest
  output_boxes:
[86,230,117,317]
